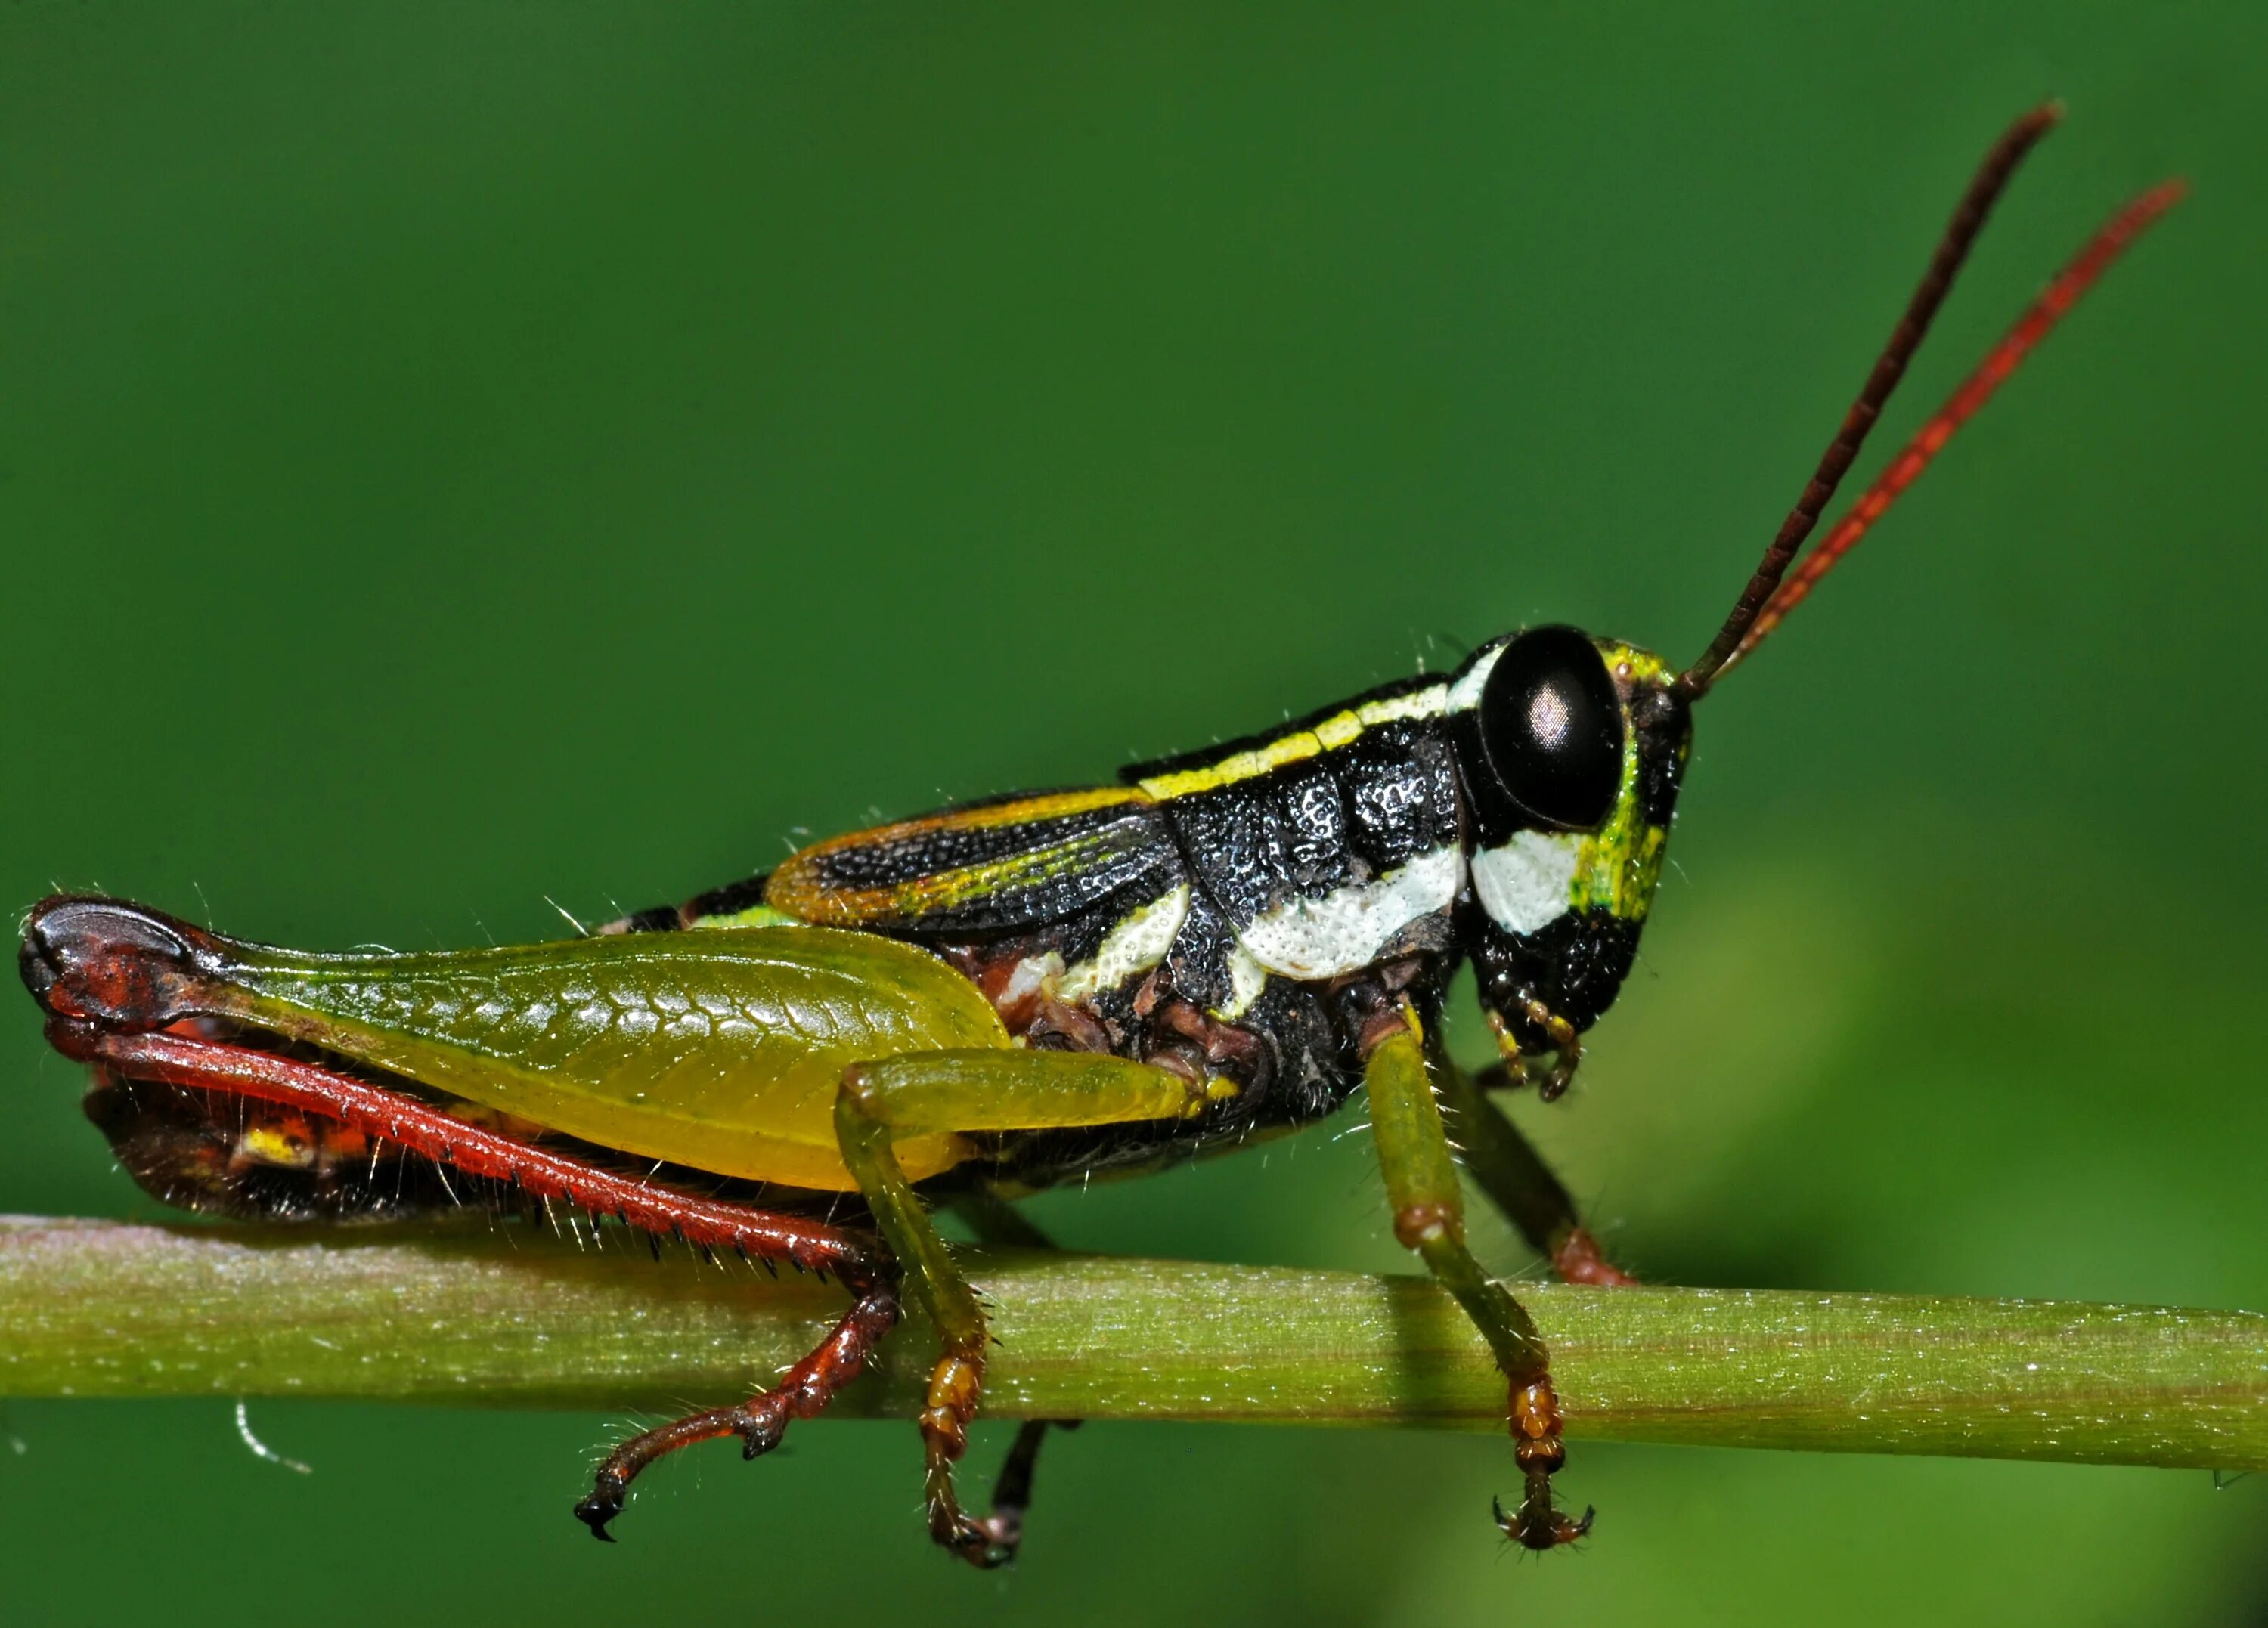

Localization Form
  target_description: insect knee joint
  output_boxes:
[1393,1200,1459,1250]
[834,1064,891,1125]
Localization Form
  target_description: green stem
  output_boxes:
[2,1217,2263,1472]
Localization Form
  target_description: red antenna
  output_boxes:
[1675,104,2065,699]
[1713,176,2186,677]
[1674,104,2178,699]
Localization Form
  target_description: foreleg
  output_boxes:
[1365,1014,1589,1550]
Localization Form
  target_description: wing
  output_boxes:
[217,925,1008,1191]
[764,785,1186,936]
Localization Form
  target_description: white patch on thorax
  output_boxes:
[999,952,1064,1008]
[1471,830,1582,936]
[1235,846,1463,981]
[1214,941,1272,1021]
[1058,886,1191,1004]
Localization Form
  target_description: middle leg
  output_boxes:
[948,1186,1083,1554]
[835,1048,1201,1567]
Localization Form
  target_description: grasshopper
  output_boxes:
[19,106,2177,1563]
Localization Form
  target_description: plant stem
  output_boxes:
[2,1217,2263,1472]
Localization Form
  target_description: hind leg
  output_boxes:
[46,1023,900,1542]
[575,1281,900,1540]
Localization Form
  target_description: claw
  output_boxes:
[1535,1057,1576,1103]
[945,1515,1020,1570]
[737,1404,787,1460]
[573,1478,624,1543]
[1493,1491,1593,1551]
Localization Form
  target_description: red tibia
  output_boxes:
[57,1023,885,1286]
[1724,178,2186,673]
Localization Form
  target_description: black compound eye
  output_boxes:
[1476,626,1625,830]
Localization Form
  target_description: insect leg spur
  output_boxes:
[832,1048,1202,1567]
[1366,1013,1588,1549]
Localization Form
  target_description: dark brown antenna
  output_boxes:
[1675,103,2063,700]
[1715,175,2185,678]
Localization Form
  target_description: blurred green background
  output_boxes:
[3,5,2263,1623]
